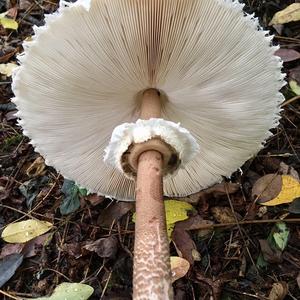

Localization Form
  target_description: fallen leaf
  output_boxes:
[0,49,17,63]
[268,282,288,300]
[252,174,282,203]
[185,182,239,204]
[211,207,240,224]
[0,62,18,76]
[289,66,300,86]
[26,157,46,177]
[1,219,53,243]
[279,162,299,181]
[85,194,104,206]
[0,102,17,111]
[60,179,81,215]
[258,175,300,206]
[164,200,195,238]
[98,202,134,227]
[132,200,195,239]
[257,222,289,268]
[175,215,214,238]
[83,236,118,258]
[289,80,300,96]
[272,222,289,251]
[61,242,83,259]
[275,48,300,63]
[170,256,190,283]
[0,254,23,288]
[27,282,94,300]
[0,244,24,259]
[172,227,200,265]
[288,198,300,214]
[269,3,300,25]
[19,176,49,209]
[0,12,18,30]
[258,240,282,264]
[22,233,52,258]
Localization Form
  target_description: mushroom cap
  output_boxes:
[13,0,285,201]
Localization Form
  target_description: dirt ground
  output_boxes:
[0,0,299,299]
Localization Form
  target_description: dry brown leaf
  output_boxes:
[170,256,190,283]
[172,227,200,265]
[279,162,299,181]
[275,48,300,63]
[26,157,46,177]
[211,207,240,224]
[270,4,300,25]
[83,236,118,258]
[61,242,82,259]
[252,174,282,203]
[175,215,214,238]
[253,174,300,206]
[258,240,282,264]
[0,244,24,259]
[0,49,17,63]
[98,202,134,227]
[183,182,239,204]
[85,194,104,206]
[268,282,288,300]
[22,233,51,258]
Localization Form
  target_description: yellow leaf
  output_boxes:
[27,282,94,300]
[132,200,194,239]
[261,175,300,206]
[269,3,300,25]
[289,80,300,96]
[164,200,194,238]
[0,12,18,30]
[170,256,190,283]
[1,219,53,243]
[0,63,18,77]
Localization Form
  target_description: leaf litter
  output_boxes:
[0,1,299,299]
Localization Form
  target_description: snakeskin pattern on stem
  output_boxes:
[133,150,173,299]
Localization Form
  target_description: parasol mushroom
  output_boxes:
[12,0,285,299]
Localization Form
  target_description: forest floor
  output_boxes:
[0,0,299,299]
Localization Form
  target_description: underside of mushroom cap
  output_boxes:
[12,0,285,201]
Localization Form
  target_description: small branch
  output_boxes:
[193,218,300,230]
[0,290,22,300]
[223,287,269,300]
[281,96,300,107]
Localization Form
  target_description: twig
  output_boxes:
[43,268,72,282]
[225,184,258,274]
[0,290,22,300]
[193,218,300,230]
[100,270,113,299]
[223,287,269,300]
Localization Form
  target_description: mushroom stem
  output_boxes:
[133,89,173,299]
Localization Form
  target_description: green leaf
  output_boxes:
[78,187,88,196]
[256,253,269,269]
[272,222,289,251]
[28,282,94,300]
[289,80,300,95]
[60,179,81,215]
